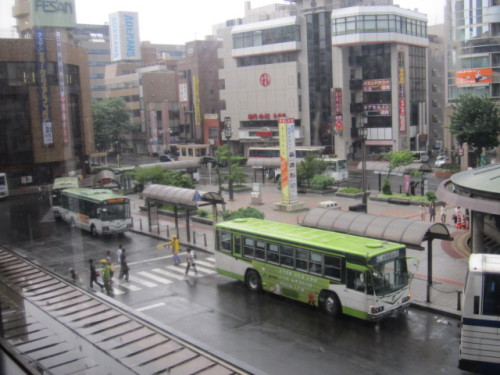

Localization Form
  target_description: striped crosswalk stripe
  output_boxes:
[115,281,141,291]
[128,275,158,287]
[137,271,172,284]
[152,268,185,281]
[195,260,215,269]
[193,265,216,275]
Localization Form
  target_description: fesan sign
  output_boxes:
[31,0,76,28]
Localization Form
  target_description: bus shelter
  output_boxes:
[301,207,452,303]
[142,184,223,241]
[93,170,120,189]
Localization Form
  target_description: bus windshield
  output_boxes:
[99,204,129,221]
[369,257,408,296]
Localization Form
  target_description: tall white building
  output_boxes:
[219,0,429,159]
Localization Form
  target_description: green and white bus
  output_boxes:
[215,218,411,321]
[56,188,132,235]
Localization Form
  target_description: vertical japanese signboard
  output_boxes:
[279,118,298,205]
[55,31,69,144]
[193,76,201,126]
[35,29,53,145]
[398,51,406,132]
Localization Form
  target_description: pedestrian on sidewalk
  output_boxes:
[116,244,123,264]
[118,248,129,281]
[168,235,181,265]
[106,250,115,279]
[439,203,448,224]
[185,248,198,277]
[419,203,426,221]
[88,259,103,291]
[100,259,113,296]
[429,202,436,222]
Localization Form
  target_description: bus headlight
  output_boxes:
[370,306,384,314]
[402,294,411,303]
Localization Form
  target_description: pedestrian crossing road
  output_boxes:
[109,256,217,296]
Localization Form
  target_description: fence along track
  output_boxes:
[0,246,249,375]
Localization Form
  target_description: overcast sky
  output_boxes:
[1,0,446,44]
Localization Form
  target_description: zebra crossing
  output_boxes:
[110,256,217,295]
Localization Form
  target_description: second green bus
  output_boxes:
[215,218,411,321]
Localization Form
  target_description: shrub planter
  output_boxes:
[191,215,214,225]
[306,188,337,195]
[434,170,454,178]
[336,191,370,199]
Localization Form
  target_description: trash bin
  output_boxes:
[348,203,366,212]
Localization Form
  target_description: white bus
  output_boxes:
[0,173,8,199]
[56,188,132,236]
[459,253,500,373]
[322,157,348,182]
[51,177,80,219]
[247,146,326,182]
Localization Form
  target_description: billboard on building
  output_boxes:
[109,11,141,62]
[455,68,493,85]
[364,103,391,116]
[31,0,76,28]
[363,79,390,92]
[279,118,298,205]
[35,29,53,145]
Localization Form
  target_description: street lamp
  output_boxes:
[360,113,368,212]
[223,117,234,201]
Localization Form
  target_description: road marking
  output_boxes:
[115,281,141,291]
[136,302,166,312]
[128,254,172,266]
[128,275,158,287]
[195,260,215,268]
[137,271,172,284]
[153,268,185,281]
[111,287,124,295]
[193,265,216,275]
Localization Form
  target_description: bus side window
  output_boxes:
[255,240,266,260]
[295,249,308,271]
[243,238,254,258]
[324,255,342,280]
[220,231,232,253]
[309,252,323,275]
[234,237,242,256]
[268,243,279,264]
[279,245,294,267]
[483,274,500,315]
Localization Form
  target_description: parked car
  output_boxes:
[201,156,227,168]
[434,155,446,168]
[159,153,176,162]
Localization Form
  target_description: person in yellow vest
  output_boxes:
[168,235,181,265]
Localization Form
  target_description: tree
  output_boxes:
[213,145,247,199]
[449,94,500,165]
[296,154,327,187]
[223,207,265,221]
[381,149,415,195]
[92,98,133,152]
[130,166,195,190]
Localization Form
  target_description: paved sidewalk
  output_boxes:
[128,181,468,319]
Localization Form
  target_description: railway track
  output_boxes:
[0,245,251,375]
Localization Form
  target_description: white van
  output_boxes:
[434,155,446,168]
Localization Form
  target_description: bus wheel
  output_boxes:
[90,225,98,237]
[70,219,77,230]
[245,270,262,292]
[321,291,341,317]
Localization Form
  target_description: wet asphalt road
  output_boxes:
[0,194,468,375]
